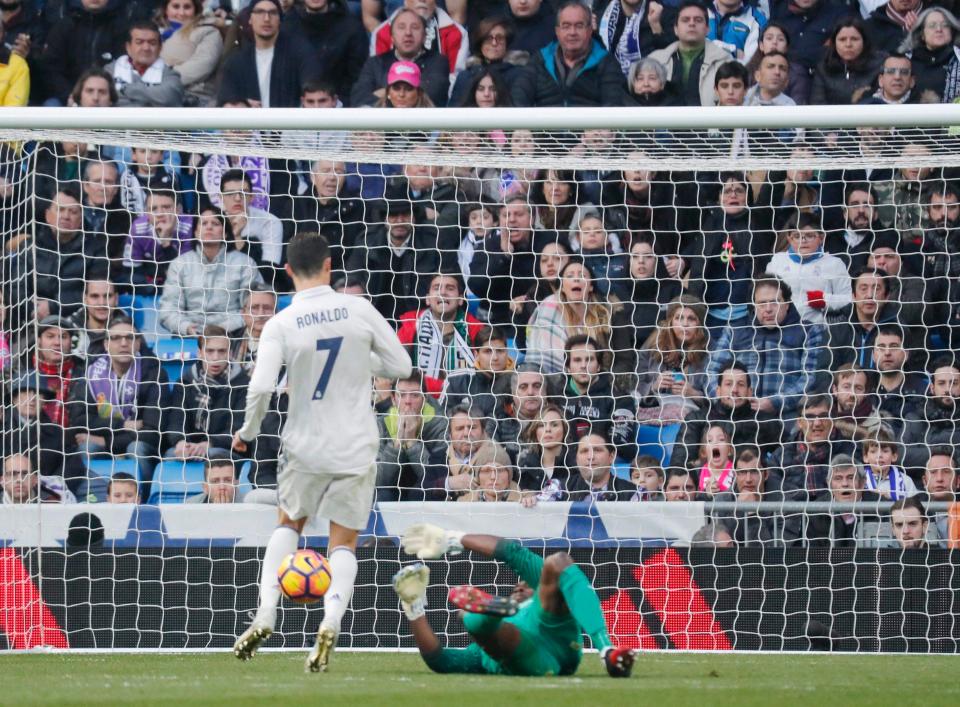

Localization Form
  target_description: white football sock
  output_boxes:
[255,526,299,629]
[320,546,358,634]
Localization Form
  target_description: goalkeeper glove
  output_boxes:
[602,646,636,678]
[402,523,465,559]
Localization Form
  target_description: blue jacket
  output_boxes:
[708,2,767,62]
[511,39,625,107]
[707,305,825,414]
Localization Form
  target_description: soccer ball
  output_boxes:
[277,550,332,604]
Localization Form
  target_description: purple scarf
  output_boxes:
[86,355,142,422]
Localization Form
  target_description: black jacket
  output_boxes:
[566,471,636,501]
[903,399,960,471]
[823,301,900,370]
[449,57,527,106]
[292,189,368,274]
[27,225,109,317]
[350,50,450,108]
[442,369,500,418]
[561,373,637,462]
[468,231,543,331]
[803,489,882,548]
[281,1,368,105]
[163,362,249,452]
[511,40,625,107]
[40,0,129,102]
[218,33,316,107]
[864,5,912,55]
[670,401,783,470]
[507,3,557,55]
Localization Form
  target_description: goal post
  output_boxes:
[1,105,959,654]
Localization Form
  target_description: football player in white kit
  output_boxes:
[232,232,412,672]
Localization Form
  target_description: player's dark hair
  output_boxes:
[579,424,615,454]
[287,232,331,278]
[718,360,750,380]
[564,334,601,369]
[850,266,890,295]
[428,271,465,296]
[677,0,709,23]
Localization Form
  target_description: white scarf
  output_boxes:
[414,309,475,380]
[112,55,166,90]
[864,464,908,500]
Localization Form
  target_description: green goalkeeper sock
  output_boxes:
[461,611,503,637]
[422,645,487,674]
[557,564,612,652]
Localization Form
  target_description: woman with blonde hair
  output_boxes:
[458,440,521,503]
[634,295,709,422]
[517,403,572,506]
[525,259,614,374]
[157,0,224,106]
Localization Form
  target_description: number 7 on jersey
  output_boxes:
[312,336,343,400]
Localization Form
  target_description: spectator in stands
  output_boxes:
[693,422,736,494]
[861,52,918,103]
[572,213,630,301]
[900,6,960,102]
[511,0,626,107]
[630,455,664,501]
[915,184,960,347]
[1,451,75,504]
[457,203,497,290]
[64,279,120,360]
[187,454,241,503]
[831,364,883,443]
[105,21,184,107]
[714,58,749,106]
[281,82,349,190]
[663,467,697,501]
[157,0,224,106]
[68,315,166,488]
[526,260,614,375]
[375,60,436,108]
[862,429,917,499]
[634,295,709,423]
[509,239,569,351]
[17,186,109,319]
[707,0,767,63]
[529,169,583,244]
[648,1,730,106]
[396,273,483,394]
[159,207,264,337]
[623,57,681,106]
[360,191,445,322]
[371,0,468,78]
[560,334,637,462]
[506,0,557,55]
[802,455,879,547]
[202,149,270,217]
[442,325,513,417]
[773,393,855,498]
[867,0,925,53]
[20,316,79,431]
[672,361,783,470]
[599,0,677,76]
[31,140,104,207]
[767,215,852,325]
[219,169,285,282]
[163,325,249,460]
[106,472,139,503]
[436,403,487,501]
[825,182,884,266]
[811,18,882,105]
[903,357,960,469]
[351,8,450,107]
[566,430,635,502]
[281,0,366,105]
[890,496,930,549]
[711,445,781,545]
[865,233,932,331]
[517,402,571,505]
[0,1,44,79]
[872,323,926,434]
[40,0,130,104]
[231,283,277,374]
[824,267,898,370]
[457,440,521,503]
[468,197,543,333]
[744,21,811,103]
[684,171,775,333]
[292,159,366,275]
[744,50,796,108]
[82,161,130,267]
[920,447,958,540]
[120,147,180,217]
[68,67,118,106]
[0,15,30,106]
[4,374,78,490]
[488,364,550,460]
[122,188,193,296]
[218,0,313,107]
[375,370,447,502]
[874,145,935,247]
[771,1,851,81]
[450,17,527,106]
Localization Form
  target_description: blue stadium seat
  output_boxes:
[277,294,293,311]
[636,423,682,468]
[154,337,200,388]
[86,457,141,483]
[147,461,205,504]
[466,292,481,317]
[612,459,632,481]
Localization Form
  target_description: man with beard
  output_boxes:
[712,446,783,546]
[871,323,926,435]
[799,455,880,547]
[913,184,960,349]
[918,447,959,543]
[671,362,782,469]
[566,431,635,501]
[824,182,890,268]
[824,267,900,371]
[560,335,637,463]
[771,394,854,499]
[890,496,930,549]
[903,358,960,470]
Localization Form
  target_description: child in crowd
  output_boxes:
[697,423,735,495]
[630,454,664,501]
[861,431,917,500]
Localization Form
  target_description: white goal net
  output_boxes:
[0,105,958,653]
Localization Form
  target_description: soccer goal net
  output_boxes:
[0,105,959,653]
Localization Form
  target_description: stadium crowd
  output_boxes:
[1,0,960,549]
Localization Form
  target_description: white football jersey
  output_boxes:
[238,285,412,475]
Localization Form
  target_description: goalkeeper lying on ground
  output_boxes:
[393,523,635,678]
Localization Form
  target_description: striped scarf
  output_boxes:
[413,309,475,381]
[599,0,646,76]
[864,464,908,500]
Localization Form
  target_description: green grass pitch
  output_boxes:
[1,651,958,706]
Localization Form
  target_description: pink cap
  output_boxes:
[387,61,421,88]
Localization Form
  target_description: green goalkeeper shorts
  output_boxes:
[477,599,583,677]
